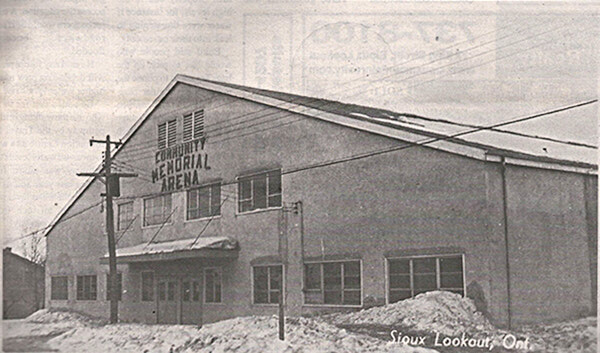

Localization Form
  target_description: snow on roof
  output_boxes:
[104,236,238,259]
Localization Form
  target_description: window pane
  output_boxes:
[343,290,361,305]
[167,282,176,301]
[158,282,166,301]
[390,274,410,289]
[413,274,436,291]
[142,272,154,301]
[323,263,341,290]
[268,194,282,208]
[211,185,221,216]
[304,291,322,304]
[253,175,267,209]
[240,200,252,213]
[193,281,201,302]
[188,190,198,209]
[198,187,211,218]
[51,277,68,300]
[267,171,281,195]
[441,273,464,289]
[269,290,280,304]
[389,259,410,274]
[254,291,268,304]
[304,264,321,290]
[440,257,462,273]
[390,290,412,303]
[106,273,122,301]
[240,179,252,199]
[413,258,436,274]
[183,281,190,302]
[344,262,360,276]
[254,267,268,291]
[269,266,282,290]
[324,290,342,304]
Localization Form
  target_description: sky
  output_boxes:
[0,1,598,255]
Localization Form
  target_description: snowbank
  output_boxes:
[522,317,597,353]
[48,315,439,353]
[328,291,495,337]
[27,308,107,326]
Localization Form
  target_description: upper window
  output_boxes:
[388,255,464,303]
[204,268,222,303]
[117,202,134,231]
[304,261,361,306]
[253,265,282,304]
[51,276,68,300]
[187,183,221,220]
[143,194,172,227]
[238,170,281,213]
[106,273,122,301]
[183,110,205,142]
[141,271,154,302]
[76,275,97,301]
[158,119,177,150]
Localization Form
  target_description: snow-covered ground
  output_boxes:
[4,293,596,353]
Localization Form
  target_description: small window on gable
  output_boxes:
[158,119,177,150]
[183,110,204,142]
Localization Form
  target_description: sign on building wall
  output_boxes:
[152,138,211,192]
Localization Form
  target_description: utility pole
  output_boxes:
[78,135,136,324]
[278,207,288,341]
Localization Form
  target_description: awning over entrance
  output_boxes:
[100,236,239,264]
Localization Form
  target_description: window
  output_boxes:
[187,184,221,220]
[304,261,361,306]
[51,276,68,300]
[238,170,281,213]
[253,265,282,304]
[183,110,205,141]
[143,194,172,227]
[141,271,154,301]
[181,280,202,302]
[158,119,177,150]
[388,255,464,303]
[76,275,97,300]
[204,268,222,303]
[117,202,134,231]
[106,273,122,301]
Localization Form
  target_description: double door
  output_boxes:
[157,276,203,325]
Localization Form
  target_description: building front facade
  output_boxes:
[44,75,597,327]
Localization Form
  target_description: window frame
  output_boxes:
[51,276,69,300]
[157,119,178,150]
[105,272,123,301]
[385,254,466,304]
[203,267,222,304]
[142,193,173,228]
[185,182,222,222]
[302,259,363,308]
[236,169,282,215]
[117,201,135,231]
[141,271,155,302]
[76,275,97,301]
[183,109,205,142]
[251,264,284,306]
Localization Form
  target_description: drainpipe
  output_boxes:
[500,157,512,330]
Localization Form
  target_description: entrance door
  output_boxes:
[181,278,203,325]
[157,278,178,324]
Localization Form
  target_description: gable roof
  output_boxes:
[45,74,598,237]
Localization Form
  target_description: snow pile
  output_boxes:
[49,315,439,353]
[27,308,107,326]
[329,291,495,337]
[521,317,597,353]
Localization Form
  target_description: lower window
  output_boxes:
[51,276,68,300]
[388,255,464,303]
[76,275,97,300]
[141,271,154,301]
[253,265,282,304]
[204,268,222,303]
[303,261,361,306]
